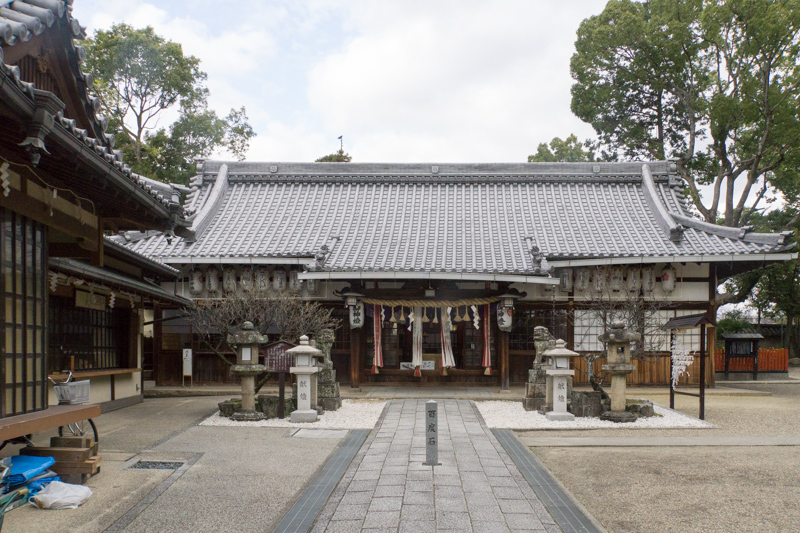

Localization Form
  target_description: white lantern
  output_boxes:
[189,270,204,295]
[306,278,318,295]
[559,268,573,292]
[289,270,302,292]
[349,301,365,329]
[627,267,642,293]
[575,268,589,292]
[205,267,220,293]
[255,268,270,290]
[272,269,287,292]
[609,266,624,291]
[497,305,513,331]
[239,267,253,289]
[223,267,237,292]
[593,267,607,293]
[643,266,656,293]
[661,265,676,294]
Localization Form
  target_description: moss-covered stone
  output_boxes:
[218,399,242,417]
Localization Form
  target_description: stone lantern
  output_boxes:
[598,320,640,423]
[227,321,267,421]
[287,335,326,423]
[543,339,580,421]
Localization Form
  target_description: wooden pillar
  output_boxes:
[706,325,716,388]
[499,330,510,391]
[153,303,163,386]
[350,326,361,390]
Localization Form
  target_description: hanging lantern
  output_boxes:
[593,266,607,293]
[559,268,573,292]
[273,269,287,292]
[306,278,318,295]
[289,270,302,292]
[662,264,676,294]
[643,265,656,293]
[627,267,642,293]
[497,305,513,331]
[222,267,237,293]
[575,268,589,292]
[239,267,253,289]
[205,267,220,294]
[349,301,365,329]
[189,270,204,296]
[255,267,270,290]
[609,266,624,291]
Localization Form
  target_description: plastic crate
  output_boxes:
[53,380,90,405]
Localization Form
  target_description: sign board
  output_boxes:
[263,341,296,373]
[400,361,435,370]
[75,290,106,311]
[182,349,192,377]
[424,400,440,466]
[241,346,252,362]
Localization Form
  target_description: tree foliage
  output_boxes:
[315,149,352,162]
[527,134,596,162]
[571,0,800,228]
[82,24,255,184]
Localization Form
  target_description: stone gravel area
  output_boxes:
[525,380,800,533]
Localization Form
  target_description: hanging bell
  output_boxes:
[390,307,397,323]
[433,308,439,324]
[422,308,430,323]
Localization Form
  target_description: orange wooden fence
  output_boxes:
[714,348,788,372]
[572,353,713,387]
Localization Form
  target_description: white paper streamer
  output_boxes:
[471,305,480,330]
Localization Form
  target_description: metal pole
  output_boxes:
[425,400,440,466]
[278,372,286,419]
[699,324,706,420]
[669,331,674,410]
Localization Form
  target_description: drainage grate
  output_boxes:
[128,460,185,470]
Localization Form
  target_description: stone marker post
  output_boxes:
[543,339,580,421]
[287,335,324,423]
[599,320,640,423]
[424,400,440,466]
[227,321,267,421]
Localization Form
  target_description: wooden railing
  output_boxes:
[714,348,789,372]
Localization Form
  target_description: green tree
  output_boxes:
[571,0,800,228]
[527,134,596,162]
[316,149,352,162]
[82,24,255,184]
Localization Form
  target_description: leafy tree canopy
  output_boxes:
[82,24,255,184]
[527,134,597,162]
[571,0,800,228]
[315,149,352,162]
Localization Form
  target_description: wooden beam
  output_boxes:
[350,326,361,389]
[49,243,91,258]
[499,329,510,391]
[0,404,101,442]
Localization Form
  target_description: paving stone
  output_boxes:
[465,491,501,508]
[324,519,364,533]
[348,479,379,492]
[435,496,468,512]
[488,475,519,487]
[436,511,472,530]
[362,510,401,529]
[506,513,546,530]
[472,521,512,533]
[493,486,526,500]
[331,504,369,521]
[400,504,435,521]
[369,496,403,512]
[406,480,433,492]
[433,475,461,486]
[404,491,434,506]
[469,505,505,521]
[339,491,373,505]
[499,499,535,514]
[353,469,381,481]
[373,485,405,497]
[377,474,407,486]
[398,520,437,533]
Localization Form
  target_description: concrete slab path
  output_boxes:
[309,399,597,533]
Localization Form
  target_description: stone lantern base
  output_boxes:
[231,410,267,422]
[600,410,636,423]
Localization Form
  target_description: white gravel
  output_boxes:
[199,399,386,429]
[476,401,714,429]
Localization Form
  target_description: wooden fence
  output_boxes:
[572,353,713,387]
[714,348,788,373]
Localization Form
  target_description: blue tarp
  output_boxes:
[3,456,56,486]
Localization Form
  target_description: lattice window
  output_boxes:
[2,210,47,418]
[509,309,568,351]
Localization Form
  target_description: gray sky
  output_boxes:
[72,0,609,163]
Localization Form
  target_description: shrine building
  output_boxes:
[115,160,796,389]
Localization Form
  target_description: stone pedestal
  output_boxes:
[598,321,640,424]
[522,365,548,411]
[542,340,579,422]
[227,322,268,421]
[317,362,342,411]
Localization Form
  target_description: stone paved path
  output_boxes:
[311,399,561,532]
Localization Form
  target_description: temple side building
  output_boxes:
[0,0,192,435]
[116,160,795,389]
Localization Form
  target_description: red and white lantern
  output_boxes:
[661,265,676,294]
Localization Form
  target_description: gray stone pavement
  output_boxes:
[311,399,565,533]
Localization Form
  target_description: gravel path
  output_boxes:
[200,399,386,428]
[477,401,712,429]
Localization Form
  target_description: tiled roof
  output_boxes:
[123,161,795,275]
[0,0,183,214]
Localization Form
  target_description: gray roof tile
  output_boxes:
[125,161,794,274]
